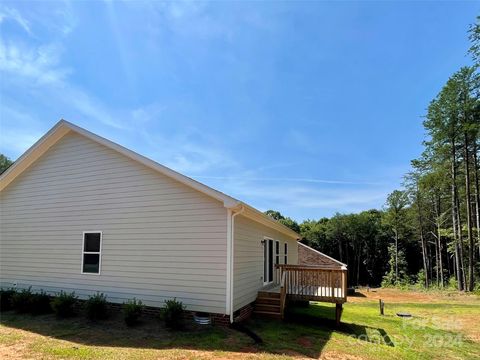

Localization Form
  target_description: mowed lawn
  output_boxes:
[1,289,479,360]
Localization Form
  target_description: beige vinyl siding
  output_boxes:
[0,132,228,314]
[232,214,298,311]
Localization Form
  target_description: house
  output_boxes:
[0,120,347,324]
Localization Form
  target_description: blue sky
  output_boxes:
[0,1,478,221]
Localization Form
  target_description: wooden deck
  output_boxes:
[262,284,345,302]
[255,264,348,324]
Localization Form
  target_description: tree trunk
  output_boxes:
[356,246,361,286]
[394,229,399,285]
[435,194,444,287]
[338,239,343,263]
[434,234,439,287]
[451,142,464,291]
[456,195,467,289]
[416,189,429,287]
[420,231,429,287]
[473,140,480,277]
[464,132,474,292]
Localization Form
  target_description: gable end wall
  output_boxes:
[298,243,343,268]
[0,132,228,314]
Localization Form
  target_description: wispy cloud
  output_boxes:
[0,41,69,85]
[199,175,392,219]
[192,175,386,186]
[0,39,128,130]
[0,6,129,132]
[0,5,32,35]
[0,2,403,220]
[104,1,136,91]
[138,125,238,174]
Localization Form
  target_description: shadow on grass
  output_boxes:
[286,303,394,348]
[0,309,333,359]
[349,291,367,298]
[1,302,387,359]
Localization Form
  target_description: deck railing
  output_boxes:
[275,264,347,306]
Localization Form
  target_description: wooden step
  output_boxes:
[253,310,282,319]
[257,291,281,298]
[255,296,280,305]
[255,303,280,313]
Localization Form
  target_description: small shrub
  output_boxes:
[51,291,77,318]
[415,269,427,288]
[84,292,108,320]
[447,276,458,290]
[31,290,52,315]
[474,283,480,296]
[161,298,186,330]
[11,287,33,313]
[123,298,144,327]
[0,288,16,312]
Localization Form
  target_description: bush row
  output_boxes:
[0,288,185,329]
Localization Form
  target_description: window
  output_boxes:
[82,232,102,274]
[284,243,288,264]
[275,240,280,265]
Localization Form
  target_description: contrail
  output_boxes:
[191,175,385,186]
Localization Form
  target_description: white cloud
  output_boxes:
[0,40,69,85]
[190,172,393,219]
[54,1,77,35]
[138,125,238,174]
[0,10,128,131]
[146,1,233,40]
[0,6,32,35]
[193,175,385,186]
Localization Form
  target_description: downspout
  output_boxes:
[226,209,233,318]
[229,205,245,323]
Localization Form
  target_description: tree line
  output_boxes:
[266,17,480,291]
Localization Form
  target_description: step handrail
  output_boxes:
[279,271,287,319]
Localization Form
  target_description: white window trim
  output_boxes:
[81,231,103,275]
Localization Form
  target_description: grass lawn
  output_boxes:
[1,288,479,359]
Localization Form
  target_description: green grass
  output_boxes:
[289,301,479,360]
[1,289,479,359]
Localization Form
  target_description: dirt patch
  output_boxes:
[239,346,259,353]
[320,350,366,360]
[297,337,313,348]
[451,315,480,343]
[280,349,311,359]
[0,327,37,360]
[348,288,477,304]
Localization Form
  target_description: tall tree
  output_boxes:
[454,67,480,291]
[468,15,480,67]
[405,167,430,287]
[383,190,410,285]
[264,210,300,233]
[424,76,465,290]
[0,154,13,174]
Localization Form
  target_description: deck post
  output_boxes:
[335,303,343,326]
